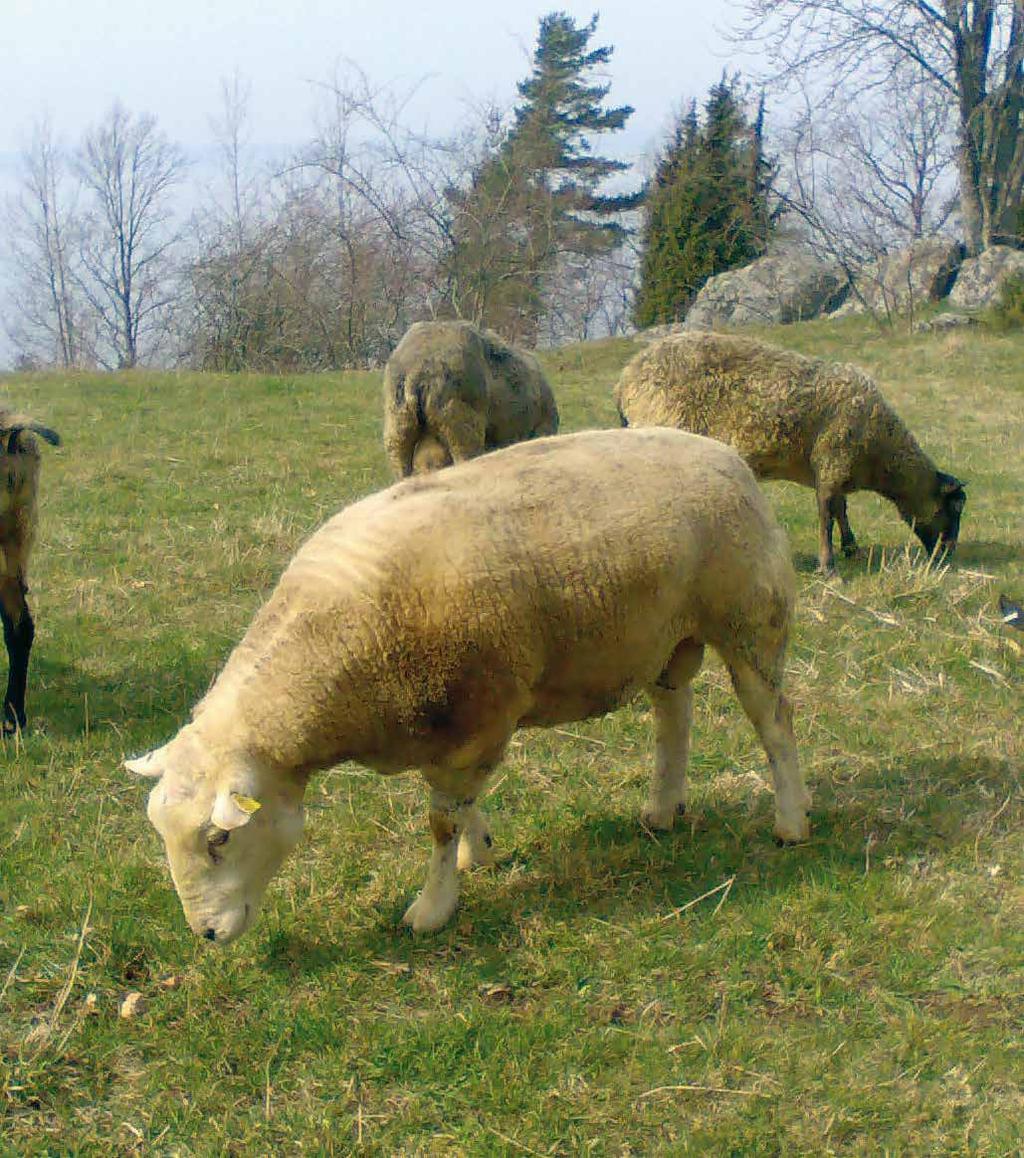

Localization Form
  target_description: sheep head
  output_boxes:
[125,728,305,945]
[912,471,967,560]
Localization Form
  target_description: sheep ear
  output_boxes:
[939,473,965,494]
[125,746,170,778]
[210,791,262,831]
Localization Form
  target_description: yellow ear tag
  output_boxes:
[231,792,262,814]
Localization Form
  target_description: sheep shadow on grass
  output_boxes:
[26,651,217,741]
[952,540,1021,569]
[259,751,1019,976]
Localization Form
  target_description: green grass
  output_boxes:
[1,324,1022,1154]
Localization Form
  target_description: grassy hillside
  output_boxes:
[1,321,1021,1154]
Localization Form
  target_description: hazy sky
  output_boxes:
[5,0,742,165]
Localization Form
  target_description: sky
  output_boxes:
[5,0,744,169]
[2,0,747,366]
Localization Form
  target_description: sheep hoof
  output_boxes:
[640,804,682,832]
[402,888,458,933]
[773,817,811,845]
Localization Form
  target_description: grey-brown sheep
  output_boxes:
[128,428,809,945]
[382,320,559,477]
[0,410,61,733]
[615,332,966,573]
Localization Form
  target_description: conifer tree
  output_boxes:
[509,11,637,253]
[634,78,777,328]
[444,11,637,338]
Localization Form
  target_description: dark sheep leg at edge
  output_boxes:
[0,577,34,733]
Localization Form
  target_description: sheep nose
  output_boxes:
[202,927,217,942]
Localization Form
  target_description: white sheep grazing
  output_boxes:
[381,320,559,477]
[126,428,810,945]
[615,332,967,574]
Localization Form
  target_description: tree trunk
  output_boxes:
[956,131,986,254]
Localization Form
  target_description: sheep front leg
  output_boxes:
[642,641,704,830]
[0,577,34,734]
[403,791,471,932]
[815,490,837,574]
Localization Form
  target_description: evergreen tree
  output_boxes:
[633,78,777,328]
[509,11,637,253]
[443,11,637,339]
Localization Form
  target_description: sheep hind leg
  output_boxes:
[457,802,496,870]
[726,658,810,844]
[431,403,486,465]
[411,434,452,475]
[0,577,34,735]
[642,640,704,831]
[831,495,858,558]
[403,790,476,932]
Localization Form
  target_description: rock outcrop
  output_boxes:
[834,238,963,317]
[948,245,1024,310]
[683,253,848,331]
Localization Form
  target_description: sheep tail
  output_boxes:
[27,422,61,447]
[0,417,62,454]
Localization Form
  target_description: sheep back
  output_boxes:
[196,427,795,780]
[614,332,927,492]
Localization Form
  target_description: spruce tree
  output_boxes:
[509,11,637,253]
[444,11,637,338]
[634,77,777,328]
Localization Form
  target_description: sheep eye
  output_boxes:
[208,829,230,848]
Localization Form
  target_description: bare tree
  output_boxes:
[210,72,259,254]
[182,65,440,371]
[3,118,90,367]
[834,68,958,242]
[735,0,1024,252]
[442,130,560,342]
[76,102,186,367]
[778,64,957,260]
[179,75,280,370]
[539,245,637,345]
[305,70,438,356]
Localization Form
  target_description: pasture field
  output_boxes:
[1,319,1022,1155]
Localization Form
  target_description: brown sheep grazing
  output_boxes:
[0,410,61,733]
[382,320,559,478]
[127,428,809,946]
[615,332,966,574]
